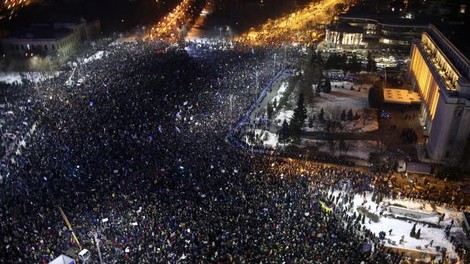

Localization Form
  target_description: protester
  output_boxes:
[0,39,413,263]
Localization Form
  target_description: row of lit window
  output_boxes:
[410,45,440,121]
[7,34,79,53]
[10,43,56,51]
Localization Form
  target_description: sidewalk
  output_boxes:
[249,69,292,125]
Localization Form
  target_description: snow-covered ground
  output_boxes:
[0,71,60,85]
[253,80,379,159]
[83,50,108,64]
[0,49,109,86]
[272,81,288,106]
[335,189,465,262]
[299,139,378,160]
[254,129,279,148]
[272,80,377,133]
[274,109,293,124]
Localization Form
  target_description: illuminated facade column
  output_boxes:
[325,30,341,47]
[408,30,470,167]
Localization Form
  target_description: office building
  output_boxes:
[1,19,100,60]
[408,24,470,168]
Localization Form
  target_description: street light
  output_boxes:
[226,26,232,39]
[273,53,277,75]
[255,70,259,99]
[229,94,233,129]
[93,231,103,264]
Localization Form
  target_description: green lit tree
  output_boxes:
[410,223,417,238]
[341,109,346,121]
[319,108,325,121]
[266,102,274,120]
[347,109,354,121]
[290,91,308,140]
[278,119,290,144]
[322,78,332,93]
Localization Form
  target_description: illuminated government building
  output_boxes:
[408,24,470,168]
[324,13,427,50]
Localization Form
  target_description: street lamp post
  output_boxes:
[255,71,259,102]
[46,56,52,72]
[93,231,103,264]
[273,53,277,75]
[229,94,233,129]
[284,45,287,61]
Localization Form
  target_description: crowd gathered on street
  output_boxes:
[0,39,465,263]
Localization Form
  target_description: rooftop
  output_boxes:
[327,22,363,34]
[383,88,422,105]
[435,23,470,62]
[339,12,429,27]
[7,25,73,40]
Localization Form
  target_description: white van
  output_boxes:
[397,160,406,173]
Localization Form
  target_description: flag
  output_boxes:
[176,111,182,121]
[361,243,372,252]
[319,201,332,213]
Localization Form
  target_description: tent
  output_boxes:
[48,254,76,264]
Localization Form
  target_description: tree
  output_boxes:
[410,223,417,238]
[340,109,346,121]
[328,140,336,152]
[339,54,349,72]
[302,47,323,100]
[278,119,290,144]
[368,86,383,108]
[290,92,308,140]
[367,51,377,72]
[308,117,314,128]
[272,98,278,109]
[325,53,347,70]
[266,102,274,119]
[319,108,325,121]
[416,228,421,239]
[314,84,321,95]
[354,112,360,120]
[339,139,348,155]
[347,109,354,121]
[300,79,314,101]
[348,54,362,73]
[322,78,332,93]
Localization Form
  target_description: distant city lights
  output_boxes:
[1,0,31,20]
[235,0,356,46]
[146,0,194,42]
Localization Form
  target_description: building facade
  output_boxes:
[1,19,101,60]
[325,14,427,50]
[408,24,470,168]
[325,22,365,49]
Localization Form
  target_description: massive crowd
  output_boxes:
[0,39,458,263]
